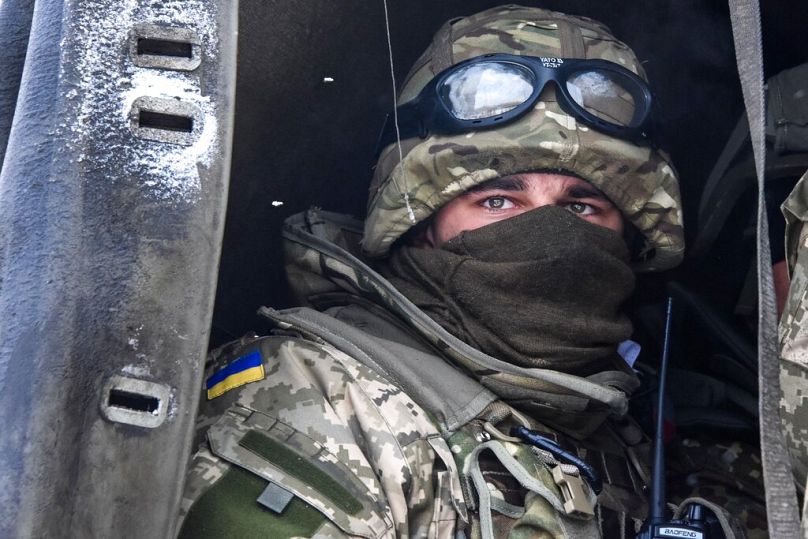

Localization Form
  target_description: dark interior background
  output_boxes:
[210,0,808,347]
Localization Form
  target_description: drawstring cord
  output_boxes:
[381,0,416,223]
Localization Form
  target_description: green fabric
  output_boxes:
[240,430,363,515]
[178,466,326,539]
[380,206,634,376]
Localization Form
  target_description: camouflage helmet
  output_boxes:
[363,4,684,271]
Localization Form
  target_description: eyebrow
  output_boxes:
[463,176,610,201]
[465,177,526,194]
[568,185,607,199]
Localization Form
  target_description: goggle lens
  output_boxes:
[565,70,637,127]
[443,61,534,120]
[375,55,654,156]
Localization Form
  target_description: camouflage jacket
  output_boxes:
[779,169,808,501]
[177,210,734,538]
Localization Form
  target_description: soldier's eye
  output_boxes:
[481,196,514,210]
[566,202,596,215]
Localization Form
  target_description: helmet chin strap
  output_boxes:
[381,0,416,223]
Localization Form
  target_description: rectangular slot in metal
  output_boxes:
[129,24,202,71]
[108,388,160,414]
[136,37,193,59]
[130,96,200,145]
[102,375,170,428]
[138,110,193,133]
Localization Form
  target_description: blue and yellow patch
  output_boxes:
[206,350,265,400]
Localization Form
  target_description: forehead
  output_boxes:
[466,172,604,195]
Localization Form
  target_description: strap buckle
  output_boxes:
[551,465,595,519]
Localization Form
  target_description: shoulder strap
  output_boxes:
[259,305,497,434]
[727,1,802,536]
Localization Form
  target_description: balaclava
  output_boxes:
[380,206,635,375]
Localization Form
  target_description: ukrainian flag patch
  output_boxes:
[206,350,265,400]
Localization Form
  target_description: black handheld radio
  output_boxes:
[635,297,716,539]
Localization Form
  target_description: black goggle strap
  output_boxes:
[374,101,425,157]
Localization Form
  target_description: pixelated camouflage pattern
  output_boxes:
[207,409,389,536]
[667,437,768,539]
[364,5,684,272]
[779,169,808,508]
[180,335,455,538]
[179,334,618,538]
[179,444,229,519]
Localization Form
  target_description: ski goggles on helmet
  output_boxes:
[377,53,654,154]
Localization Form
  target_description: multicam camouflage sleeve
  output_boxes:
[779,169,808,505]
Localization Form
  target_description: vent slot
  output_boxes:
[130,96,201,145]
[102,376,170,428]
[137,37,193,59]
[138,110,193,133]
[108,388,160,414]
[129,24,202,71]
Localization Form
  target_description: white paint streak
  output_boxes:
[122,364,151,377]
[271,200,284,207]
[166,387,178,421]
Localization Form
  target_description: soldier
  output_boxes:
[177,5,757,538]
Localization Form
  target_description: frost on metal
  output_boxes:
[61,0,222,204]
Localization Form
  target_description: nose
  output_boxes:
[526,191,563,210]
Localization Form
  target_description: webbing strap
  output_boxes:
[696,112,750,225]
[727,0,802,536]
[673,497,740,539]
[466,441,567,539]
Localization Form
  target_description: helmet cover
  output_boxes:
[364,4,684,271]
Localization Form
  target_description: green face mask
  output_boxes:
[380,205,635,375]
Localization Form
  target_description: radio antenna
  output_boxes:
[650,296,674,522]
[636,296,712,538]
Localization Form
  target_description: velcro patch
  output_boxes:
[257,481,295,514]
[206,350,265,400]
